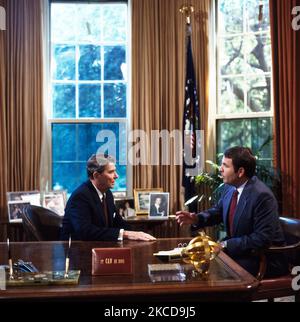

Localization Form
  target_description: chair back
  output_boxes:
[22,205,63,241]
[252,216,300,301]
[279,216,300,266]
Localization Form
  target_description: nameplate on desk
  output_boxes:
[92,248,132,275]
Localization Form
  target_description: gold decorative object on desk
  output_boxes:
[181,231,221,274]
[154,231,221,275]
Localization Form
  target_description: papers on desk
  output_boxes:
[153,247,185,261]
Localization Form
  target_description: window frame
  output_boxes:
[211,0,274,163]
[46,0,132,196]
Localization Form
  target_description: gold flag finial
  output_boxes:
[180,4,194,25]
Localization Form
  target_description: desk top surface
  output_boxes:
[0,239,259,301]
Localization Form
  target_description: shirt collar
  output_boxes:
[236,180,248,200]
[91,181,105,201]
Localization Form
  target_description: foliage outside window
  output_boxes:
[50,2,128,195]
[216,0,273,169]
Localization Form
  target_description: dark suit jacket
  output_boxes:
[150,204,166,216]
[193,176,288,277]
[61,180,131,241]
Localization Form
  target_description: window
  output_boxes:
[50,2,128,195]
[216,0,273,165]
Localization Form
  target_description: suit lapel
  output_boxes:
[86,180,107,226]
[223,188,234,233]
[231,178,255,236]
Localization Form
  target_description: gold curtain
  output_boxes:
[270,0,300,218]
[0,0,43,239]
[131,0,211,214]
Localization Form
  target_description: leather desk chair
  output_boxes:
[22,205,63,241]
[252,217,300,302]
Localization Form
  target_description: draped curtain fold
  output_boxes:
[131,0,211,213]
[270,0,300,218]
[0,0,8,239]
[0,0,43,239]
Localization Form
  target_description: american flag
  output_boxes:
[182,24,201,211]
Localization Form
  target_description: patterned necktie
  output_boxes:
[229,190,239,236]
[102,194,109,227]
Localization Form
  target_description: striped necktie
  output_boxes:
[229,190,239,236]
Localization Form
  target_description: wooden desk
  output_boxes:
[0,239,259,302]
[2,216,189,242]
[125,215,187,238]
[0,222,25,242]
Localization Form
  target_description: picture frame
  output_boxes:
[43,190,67,216]
[148,192,169,218]
[7,200,30,223]
[133,188,163,215]
[7,190,41,206]
[115,198,136,219]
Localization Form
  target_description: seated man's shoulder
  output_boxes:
[68,181,94,201]
[252,177,274,196]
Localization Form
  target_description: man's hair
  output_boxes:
[86,154,115,178]
[224,146,256,178]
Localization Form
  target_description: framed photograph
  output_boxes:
[7,190,41,206]
[7,200,30,223]
[43,190,67,216]
[115,198,136,219]
[149,192,169,218]
[133,188,163,215]
[113,191,126,199]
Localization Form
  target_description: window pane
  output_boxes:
[77,4,101,43]
[52,124,76,162]
[104,46,126,80]
[104,83,126,118]
[103,4,127,42]
[245,34,271,74]
[79,84,101,118]
[219,77,244,113]
[247,75,271,112]
[219,0,243,34]
[220,36,244,76]
[246,0,270,32]
[52,162,86,196]
[217,118,273,159]
[52,45,76,81]
[79,45,101,81]
[51,4,78,42]
[52,85,76,118]
[52,123,127,194]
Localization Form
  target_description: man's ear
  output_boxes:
[237,167,245,178]
[92,171,99,180]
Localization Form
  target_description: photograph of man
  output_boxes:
[61,154,156,242]
[149,193,169,217]
[176,146,289,278]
